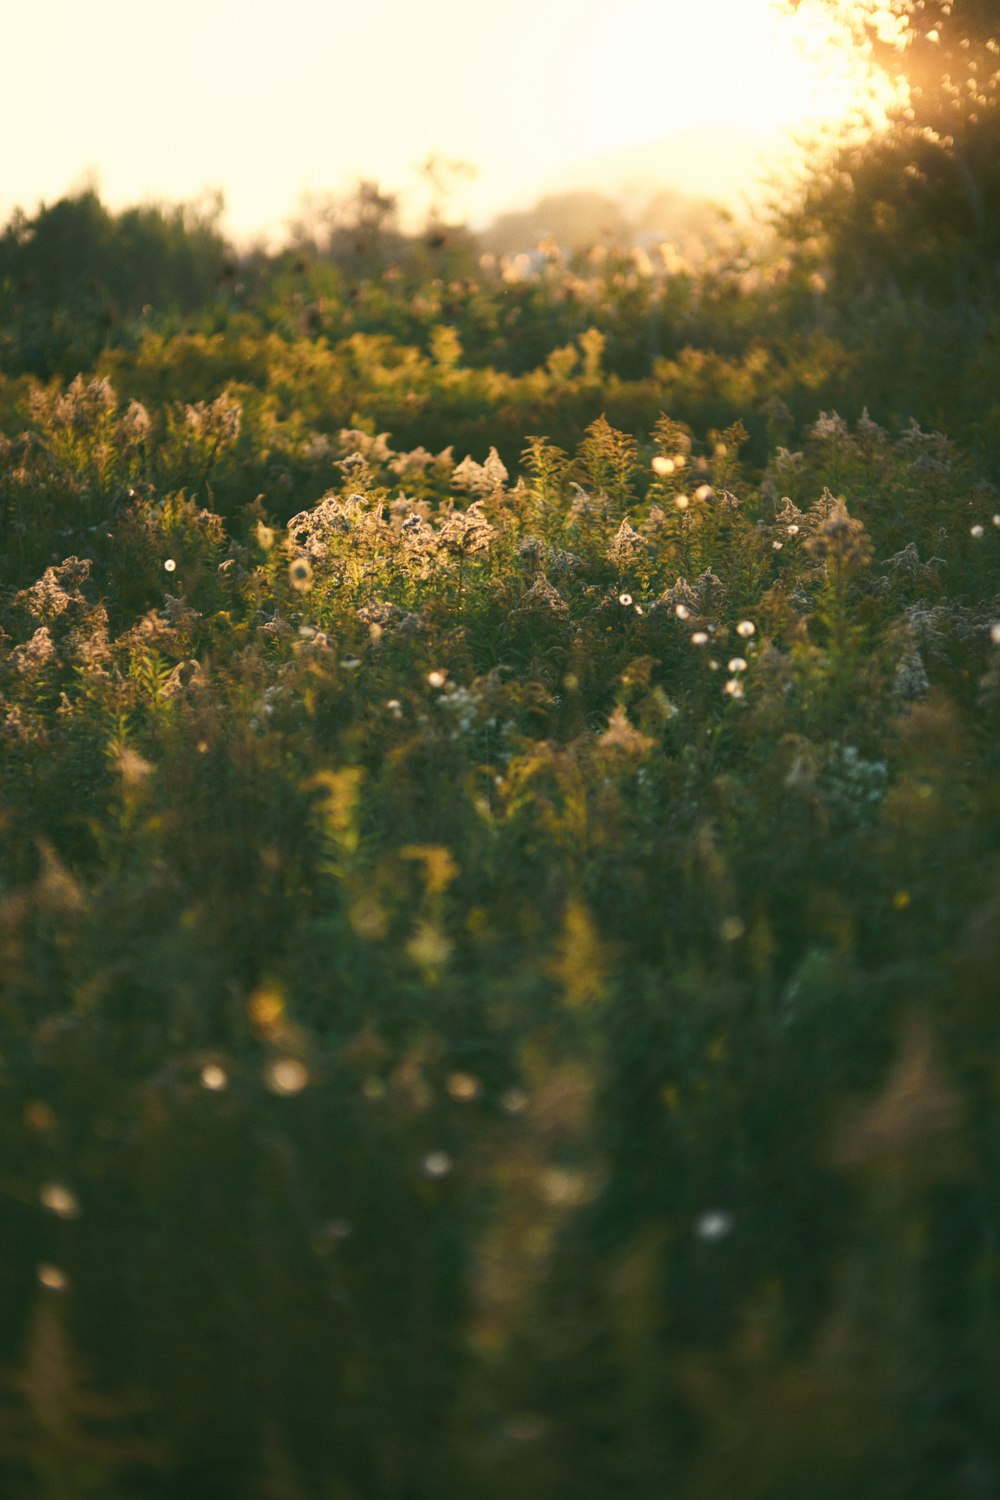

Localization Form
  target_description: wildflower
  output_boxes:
[200,1064,228,1091]
[694,484,713,502]
[537,1167,590,1207]
[511,575,570,621]
[452,447,508,495]
[810,410,849,444]
[164,558,177,573]
[122,399,151,440]
[357,600,424,635]
[652,455,675,476]
[971,524,985,538]
[599,706,654,756]
[786,524,800,536]
[691,631,709,646]
[337,428,393,468]
[39,1183,80,1220]
[183,392,241,445]
[15,556,92,622]
[389,443,445,479]
[446,1072,480,1103]
[619,593,633,607]
[438,684,484,736]
[724,677,744,698]
[694,1210,733,1242]
[674,494,690,510]
[608,519,645,570]
[37,1264,69,1291]
[265,1058,309,1096]
[894,647,930,702]
[831,745,888,807]
[773,540,783,550]
[289,557,313,593]
[805,497,872,571]
[727,657,747,673]
[990,624,1000,646]
[657,578,699,618]
[438,501,495,556]
[516,535,547,569]
[39,373,116,431]
[114,747,153,786]
[407,922,453,970]
[421,1151,453,1179]
[248,985,285,1034]
[736,620,755,638]
[675,603,691,620]
[427,669,447,688]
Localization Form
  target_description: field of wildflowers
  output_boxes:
[2,192,1000,1497]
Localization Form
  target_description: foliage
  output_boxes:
[0,191,233,379]
[778,1,1000,313]
[3,79,1000,1481]
[1,342,999,1495]
[8,168,1000,469]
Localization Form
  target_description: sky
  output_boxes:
[4,0,884,242]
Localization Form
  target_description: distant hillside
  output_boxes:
[480,184,734,258]
[528,123,802,214]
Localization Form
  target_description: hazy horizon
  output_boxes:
[5,0,887,245]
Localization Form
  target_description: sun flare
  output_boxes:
[598,0,892,137]
[1,0,900,239]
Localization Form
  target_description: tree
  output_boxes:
[0,189,229,314]
[288,180,408,275]
[778,0,1000,311]
[0,190,232,377]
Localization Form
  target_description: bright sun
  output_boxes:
[0,0,901,240]
[615,0,897,137]
[476,0,903,221]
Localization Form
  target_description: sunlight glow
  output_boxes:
[1,0,897,239]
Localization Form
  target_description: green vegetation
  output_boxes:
[2,6,1000,1494]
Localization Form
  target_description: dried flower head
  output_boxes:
[805,498,872,573]
[438,501,495,556]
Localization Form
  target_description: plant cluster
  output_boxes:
[7,172,1000,476]
[1,359,1000,1495]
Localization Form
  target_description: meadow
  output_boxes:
[1,174,1000,1498]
